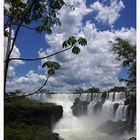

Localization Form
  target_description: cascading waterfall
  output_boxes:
[28,92,136,140]
[86,92,126,121]
[115,105,128,121]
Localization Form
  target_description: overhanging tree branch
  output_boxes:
[7,46,73,62]
[4,23,37,30]
[22,75,50,97]
[17,24,36,30]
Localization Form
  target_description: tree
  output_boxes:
[86,87,100,93]
[110,38,136,91]
[108,86,126,92]
[4,0,87,97]
[73,88,84,94]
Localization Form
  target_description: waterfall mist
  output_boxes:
[28,92,136,140]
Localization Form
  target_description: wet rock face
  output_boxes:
[126,104,136,126]
[122,137,136,140]
[101,92,107,101]
[124,94,136,125]
[71,97,89,116]
[93,101,103,113]
[128,137,136,140]
[113,103,119,116]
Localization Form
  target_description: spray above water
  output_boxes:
[29,92,136,140]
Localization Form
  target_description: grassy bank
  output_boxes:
[5,96,63,140]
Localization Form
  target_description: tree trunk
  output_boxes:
[4,18,13,94]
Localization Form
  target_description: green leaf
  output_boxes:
[42,17,48,24]
[34,3,40,10]
[50,0,65,10]
[24,18,31,25]
[42,61,52,68]
[46,27,52,34]
[78,37,87,46]
[72,46,80,55]
[48,69,55,75]
[62,41,68,48]
[25,5,30,12]
[53,62,61,69]
[31,13,39,20]
[67,36,77,46]
[14,10,21,18]
[36,26,43,33]
[42,61,61,70]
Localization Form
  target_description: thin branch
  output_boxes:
[5,75,50,99]
[19,24,36,30]
[4,23,37,30]
[7,46,72,62]
[22,75,50,97]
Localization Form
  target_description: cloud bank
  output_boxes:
[6,0,136,92]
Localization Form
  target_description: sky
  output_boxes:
[4,0,136,93]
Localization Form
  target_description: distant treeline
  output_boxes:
[13,86,127,95]
[73,86,127,94]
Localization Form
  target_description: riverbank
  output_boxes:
[4,95,63,140]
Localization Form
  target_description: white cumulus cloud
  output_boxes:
[39,24,135,92]
[90,0,125,26]
[36,0,135,92]
[6,70,47,92]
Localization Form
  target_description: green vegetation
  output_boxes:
[73,88,85,94]
[111,38,136,91]
[86,87,100,93]
[73,87,100,94]
[73,86,127,94]
[108,86,126,92]
[5,96,63,140]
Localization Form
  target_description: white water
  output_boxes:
[53,108,114,139]
[28,93,135,140]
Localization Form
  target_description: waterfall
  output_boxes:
[102,101,115,119]
[80,93,91,102]
[108,92,114,101]
[86,92,129,121]
[115,105,126,120]
[29,92,134,122]
[28,92,136,140]
[114,92,126,101]
[29,92,133,122]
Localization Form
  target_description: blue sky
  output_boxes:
[5,0,136,92]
